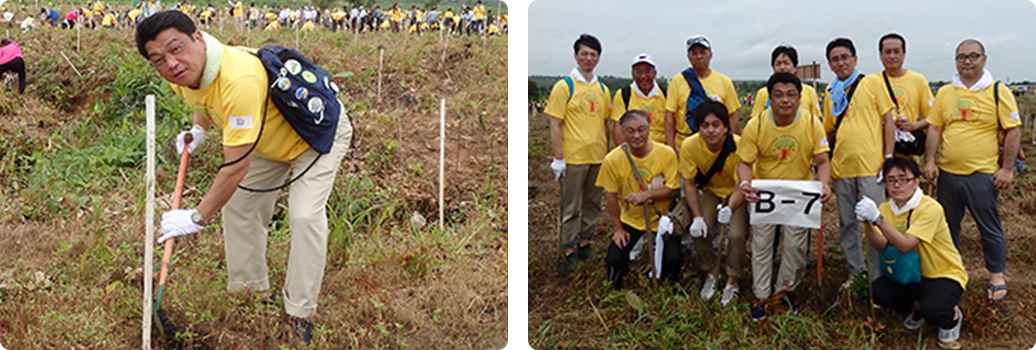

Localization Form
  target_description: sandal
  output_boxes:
[987,283,1007,302]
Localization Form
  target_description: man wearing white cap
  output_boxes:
[611,53,667,146]
[665,35,742,150]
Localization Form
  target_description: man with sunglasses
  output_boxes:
[136,11,353,345]
[922,39,1020,303]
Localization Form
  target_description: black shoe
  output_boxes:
[779,295,798,315]
[289,316,313,346]
[555,253,579,276]
[577,244,601,261]
[751,302,766,321]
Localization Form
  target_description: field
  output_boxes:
[0,14,507,350]
[527,97,1036,349]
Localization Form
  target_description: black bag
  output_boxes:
[884,72,925,156]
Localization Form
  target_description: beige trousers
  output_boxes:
[684,190,750,279]
[559,163,603,249]
[223,106,353,319]
[751,224,809,299]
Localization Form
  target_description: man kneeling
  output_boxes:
[599,110,681,289]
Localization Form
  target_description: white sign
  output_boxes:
[748,180,823,229]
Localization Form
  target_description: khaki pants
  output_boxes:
[683,190,750,279]
[222,105,353,319]
[751,224,809,299]
[559,163,602,249]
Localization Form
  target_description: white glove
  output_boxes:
[689,217,707,238]
[158,209,203,244]
[657,215,673,236]
[855,197,880,224]
[716,205,732,225]
[175,125,206,154]
[652,229,664,280]
[550,158,566,181]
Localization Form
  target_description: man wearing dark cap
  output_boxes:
[665,35,741,150]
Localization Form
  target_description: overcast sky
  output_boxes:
[528,0,1036,83]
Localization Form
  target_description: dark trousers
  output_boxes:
[1,57,26,94]
[872,276,962,329]
[605,223,684,289]
[937,171,1006,273]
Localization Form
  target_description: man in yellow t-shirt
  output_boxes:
[611,54,666,145]
[738,72,832,321]
[821,37,895,287]
[665,35,742,150]
[598,110,680,289]
[545,34,612,276]
[855,158,966,346]
[922,39,1020,303]
[749,45,821,119]
[874,33,935,162]
[679,100,749,306]
[136,11,352,345]
[472,0,485,33]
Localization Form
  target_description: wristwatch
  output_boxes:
[190,209,204,225]
[872,214,884,227]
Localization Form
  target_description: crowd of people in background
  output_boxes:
[1,0,507,35]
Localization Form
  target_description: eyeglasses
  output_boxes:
[829,53,854,64]
[955,53,984,63]
[150,38,189,69]
[885,177,916,186]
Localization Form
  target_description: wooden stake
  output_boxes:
[439,99,445,232]
[60,51,82,78]
[142,94,156,350]
[377,45,384,102]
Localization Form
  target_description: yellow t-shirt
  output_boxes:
[444,11,454,19]
[102,13,116,26]
[665,69,742,145]
[545,75,612,165]
[739,109,829,180]
[596,143,680,231]
[301,21,314,31]
[611,84,668,144]
[881,70,935,160]
[128,8,142,20]
[473,5,486,20]
[199,10,212,21]
[679,134,742,197]
[232,0,243,17]
[264,19,280,31]
[264,12,278,22]
[823,75,894,179]
[929,82,1021,175]
[877,196,968,289]
[170,45,308,162]
[749,84,821,119]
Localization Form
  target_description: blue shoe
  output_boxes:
[779,295,798,315]
[290,317,312,346]
[751,302,766,322]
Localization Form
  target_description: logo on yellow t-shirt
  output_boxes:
[641,105,657,123]
[770,136,798,163]
[954,100,976,121]
[627,169,650,190]
[584,93,601,113]
[892,88,905,107]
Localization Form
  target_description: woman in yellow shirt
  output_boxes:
[855,158,966,349]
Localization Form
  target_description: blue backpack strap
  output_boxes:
[563,75,574,103]
[681,68,708,134]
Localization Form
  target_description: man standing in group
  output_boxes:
[136,11,353,345]
[739,72,832,321]
[749,45,821,119]
[472,0,486,34]
[611,53,666,146]
[822,37,895,288]
[545,34,611,276]
[923,39,1020,302]
[875,33,936,162]
[665,35,741,151]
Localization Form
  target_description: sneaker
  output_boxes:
[840,273,862,290]
[750,302,766,322]
[699,274,717,301]
[938,306,962,343]
[779,295,798,315]
[904,310,925,330]
[719,284,739,306]
[555,253,579,277]
[289,316,313,346]
[577,244,601,261]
